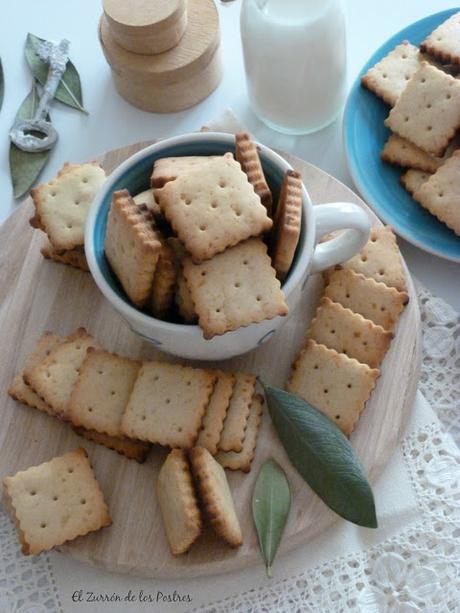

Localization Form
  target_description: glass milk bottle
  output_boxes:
[241,0,347,135]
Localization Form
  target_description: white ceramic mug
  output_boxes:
[86,132,371,361]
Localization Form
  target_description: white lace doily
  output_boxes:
[0,282,459,613]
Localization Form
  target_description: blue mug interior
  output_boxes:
[93,139,305,315]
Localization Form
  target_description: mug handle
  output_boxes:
[310,203,372,274]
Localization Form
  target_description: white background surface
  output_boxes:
[0,4,458,611]
[0,0,459,309]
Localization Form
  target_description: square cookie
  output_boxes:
[271,169,303,280]
[324,269,409,331]
[381,134,442,173]
[25,328,100,416]
[235,133,272,215]
[413,150,460,236]
[121,362,216,448]
[156,449,202,555]
[151,156,220,188]
[361,42,421,106]
[183,239,288,339]
[216,394,264,473]
[384,63,460,156]
[104,190,162,307]
[420,11,460,65]
[65,349,141,437]
[287,340,380,436]
[218,373,256,453]
[196,371,235,455]
[190,447,242,547]
[308,297,393,368]
[337,226,407,291]
[3,448,111,555]
[156,154,272,262]
[400,169,432,195]
[31,162,106,252]
[9,332,64,416]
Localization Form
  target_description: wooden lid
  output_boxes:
[103,0,183,28]
[99,0,220,84]
[103,0,188,54]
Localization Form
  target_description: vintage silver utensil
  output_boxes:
[10,38,70,152]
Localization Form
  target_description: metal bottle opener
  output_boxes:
[10,38,70,153]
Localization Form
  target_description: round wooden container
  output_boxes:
[99,0,222,113]
[103,0,188,55]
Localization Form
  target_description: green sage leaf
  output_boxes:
[0,58,4,111]
[9,83,51,199]
[258,379,377,529]
[25,33,87,114]
[252,459,291,578]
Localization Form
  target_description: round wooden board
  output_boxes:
[0,141,421,578]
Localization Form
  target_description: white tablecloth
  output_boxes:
[1,281,459,613]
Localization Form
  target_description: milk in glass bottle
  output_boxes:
[240,0,347,134]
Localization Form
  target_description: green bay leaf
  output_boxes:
[0,58,4,111]
[25,33,87,114]
[252,459,291,577]
[259,380,377,529]
[9,82,51,199]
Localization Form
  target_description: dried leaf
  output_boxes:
[259,379,378,529]
[9,82,51,199]
[252,459,291,577]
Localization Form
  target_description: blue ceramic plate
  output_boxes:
[344,8,460,263]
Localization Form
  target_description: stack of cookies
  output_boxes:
[288,226,409,436]
[7,327,267,556]
[30,162,106,271]
[362,12,460,237]
[9,329,264,471]
[105,133,304,339]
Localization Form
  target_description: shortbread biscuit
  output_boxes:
[271,170,303,280]
[324,269,409,331]
[148,240,178,318]
[218,373,256,453]
[73,428,150,463]
[9,332,64,416]
[400,169,433,195]
[156,154,273,262]
[31,162,106,252]
[413,150,460,235]
[361,42,421,106]
[104,190,162,307]
[308,297,393,368]
[235,132,272,215]
[175,269,197,323]
[381,134,442,173]
[196,371,235,455]
[151,156,220,188]
[41,241,89,272]
[421,11,460,65]
[156,449,202,555]
[216,394,264,473]
[288,340,380,436]
[183,239,288,339]
[121,362,216,448]
[65,349,141,437]
[384,63,460,156]
[337,226,406,291]
[190,447,242,547]
[25,329,100,416]
[3,448,111,555]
